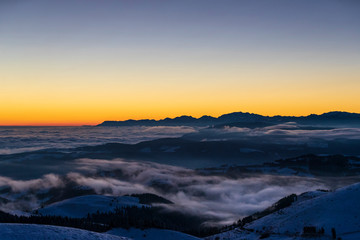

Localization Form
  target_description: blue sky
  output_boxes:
[1,0,360,125]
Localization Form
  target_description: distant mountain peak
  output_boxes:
[97,111,360,127]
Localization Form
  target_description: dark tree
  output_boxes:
[332,228,336,239]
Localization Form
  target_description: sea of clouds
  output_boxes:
[1,158,358,225]
[2,123,359,155]
[0,126,197,154]
[0,124,360,224]
[183,122,360,144]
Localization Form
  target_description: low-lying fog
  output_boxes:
[0,126,197,154]
[0,123,360,225]
[1,158,359,225]
[184,122,360,144]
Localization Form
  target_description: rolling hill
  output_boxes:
[206,182,360,240]
[0,223,129,240]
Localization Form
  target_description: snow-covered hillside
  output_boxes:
[37,195,148,218]
[0,223,130,240]
[206,182,360,240]
[108,228,200,240]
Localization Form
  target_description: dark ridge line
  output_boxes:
[98,111,360,126]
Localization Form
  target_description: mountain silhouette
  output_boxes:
[97,111,360,127]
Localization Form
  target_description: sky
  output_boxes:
[1,0,360,125]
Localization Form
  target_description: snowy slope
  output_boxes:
[247,183,360,235]
[206,229,360,240]
[108,228,200,240]
[37,195,148,218]
[206,182,360,240]
[0,223,130,240]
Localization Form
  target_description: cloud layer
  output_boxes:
[0,126,197,154]
[1,124,360,225]
[184,123,360,145]
[1,158,348,225]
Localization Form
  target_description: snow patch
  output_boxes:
[0,223,129,240]
[108,227,200,240]
[38,195,148,218]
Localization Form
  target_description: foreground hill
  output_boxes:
[108,228,200,240]
[0,223,129,240]
[206,182,360,240]
[0,223,200,240]
[37,195,148,218]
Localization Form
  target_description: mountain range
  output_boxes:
[97,111,360,127]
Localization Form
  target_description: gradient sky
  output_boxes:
[1,0,360,125]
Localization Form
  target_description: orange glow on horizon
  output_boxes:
[2,48,359,126]
[1,0,360,127]
[1,106,359,126]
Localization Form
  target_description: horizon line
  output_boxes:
[0,110,358,127]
